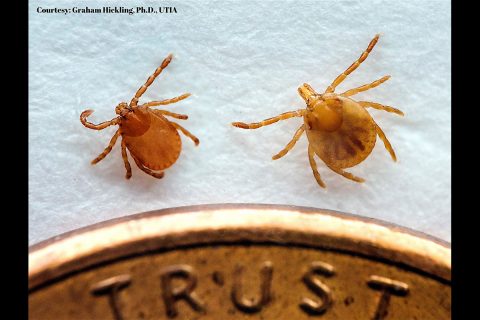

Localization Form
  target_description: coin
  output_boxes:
[29,204,451,319]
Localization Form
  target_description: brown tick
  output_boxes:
[80,54,199,179]
[232,34,404,188]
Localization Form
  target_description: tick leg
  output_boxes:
[340,75,391,97]
[373,120,397,161]
[121,139,132,179]
[91,130,121,165]
[326,165,365,183]
[308,144,326,188]
[80,110,120,130]
[131,154,165,179]
[272,124,305,160]
[130,54,173,107]
[232,110,305,129]
[152,109,188,120]
[171,122,200,145]
[325,34,380,93]
[358,101,404,116]
[141,93,191,108]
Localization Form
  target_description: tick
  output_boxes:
[80,54,199,179]
[232,34,403,188]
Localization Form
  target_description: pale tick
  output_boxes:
[232,34,404,188]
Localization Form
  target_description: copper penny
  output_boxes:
[29,204,450,319]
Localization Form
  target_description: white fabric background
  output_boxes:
[29,0,451,245]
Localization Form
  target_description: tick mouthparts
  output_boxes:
[298,83,317,103]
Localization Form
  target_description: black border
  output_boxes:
[9,0,28,318]
[451,1,464,319]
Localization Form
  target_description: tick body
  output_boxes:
[80,54,199,179]
[232,34,403,188]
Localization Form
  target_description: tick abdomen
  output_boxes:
[123,111,181,171]
[306,97,376,169]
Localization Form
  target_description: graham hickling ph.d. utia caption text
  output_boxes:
[36,6,178,15]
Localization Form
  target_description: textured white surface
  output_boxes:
[29,0,451,245]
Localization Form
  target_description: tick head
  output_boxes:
[115,102,131,117]
[298,83,318,106]
[305,96,344,132]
